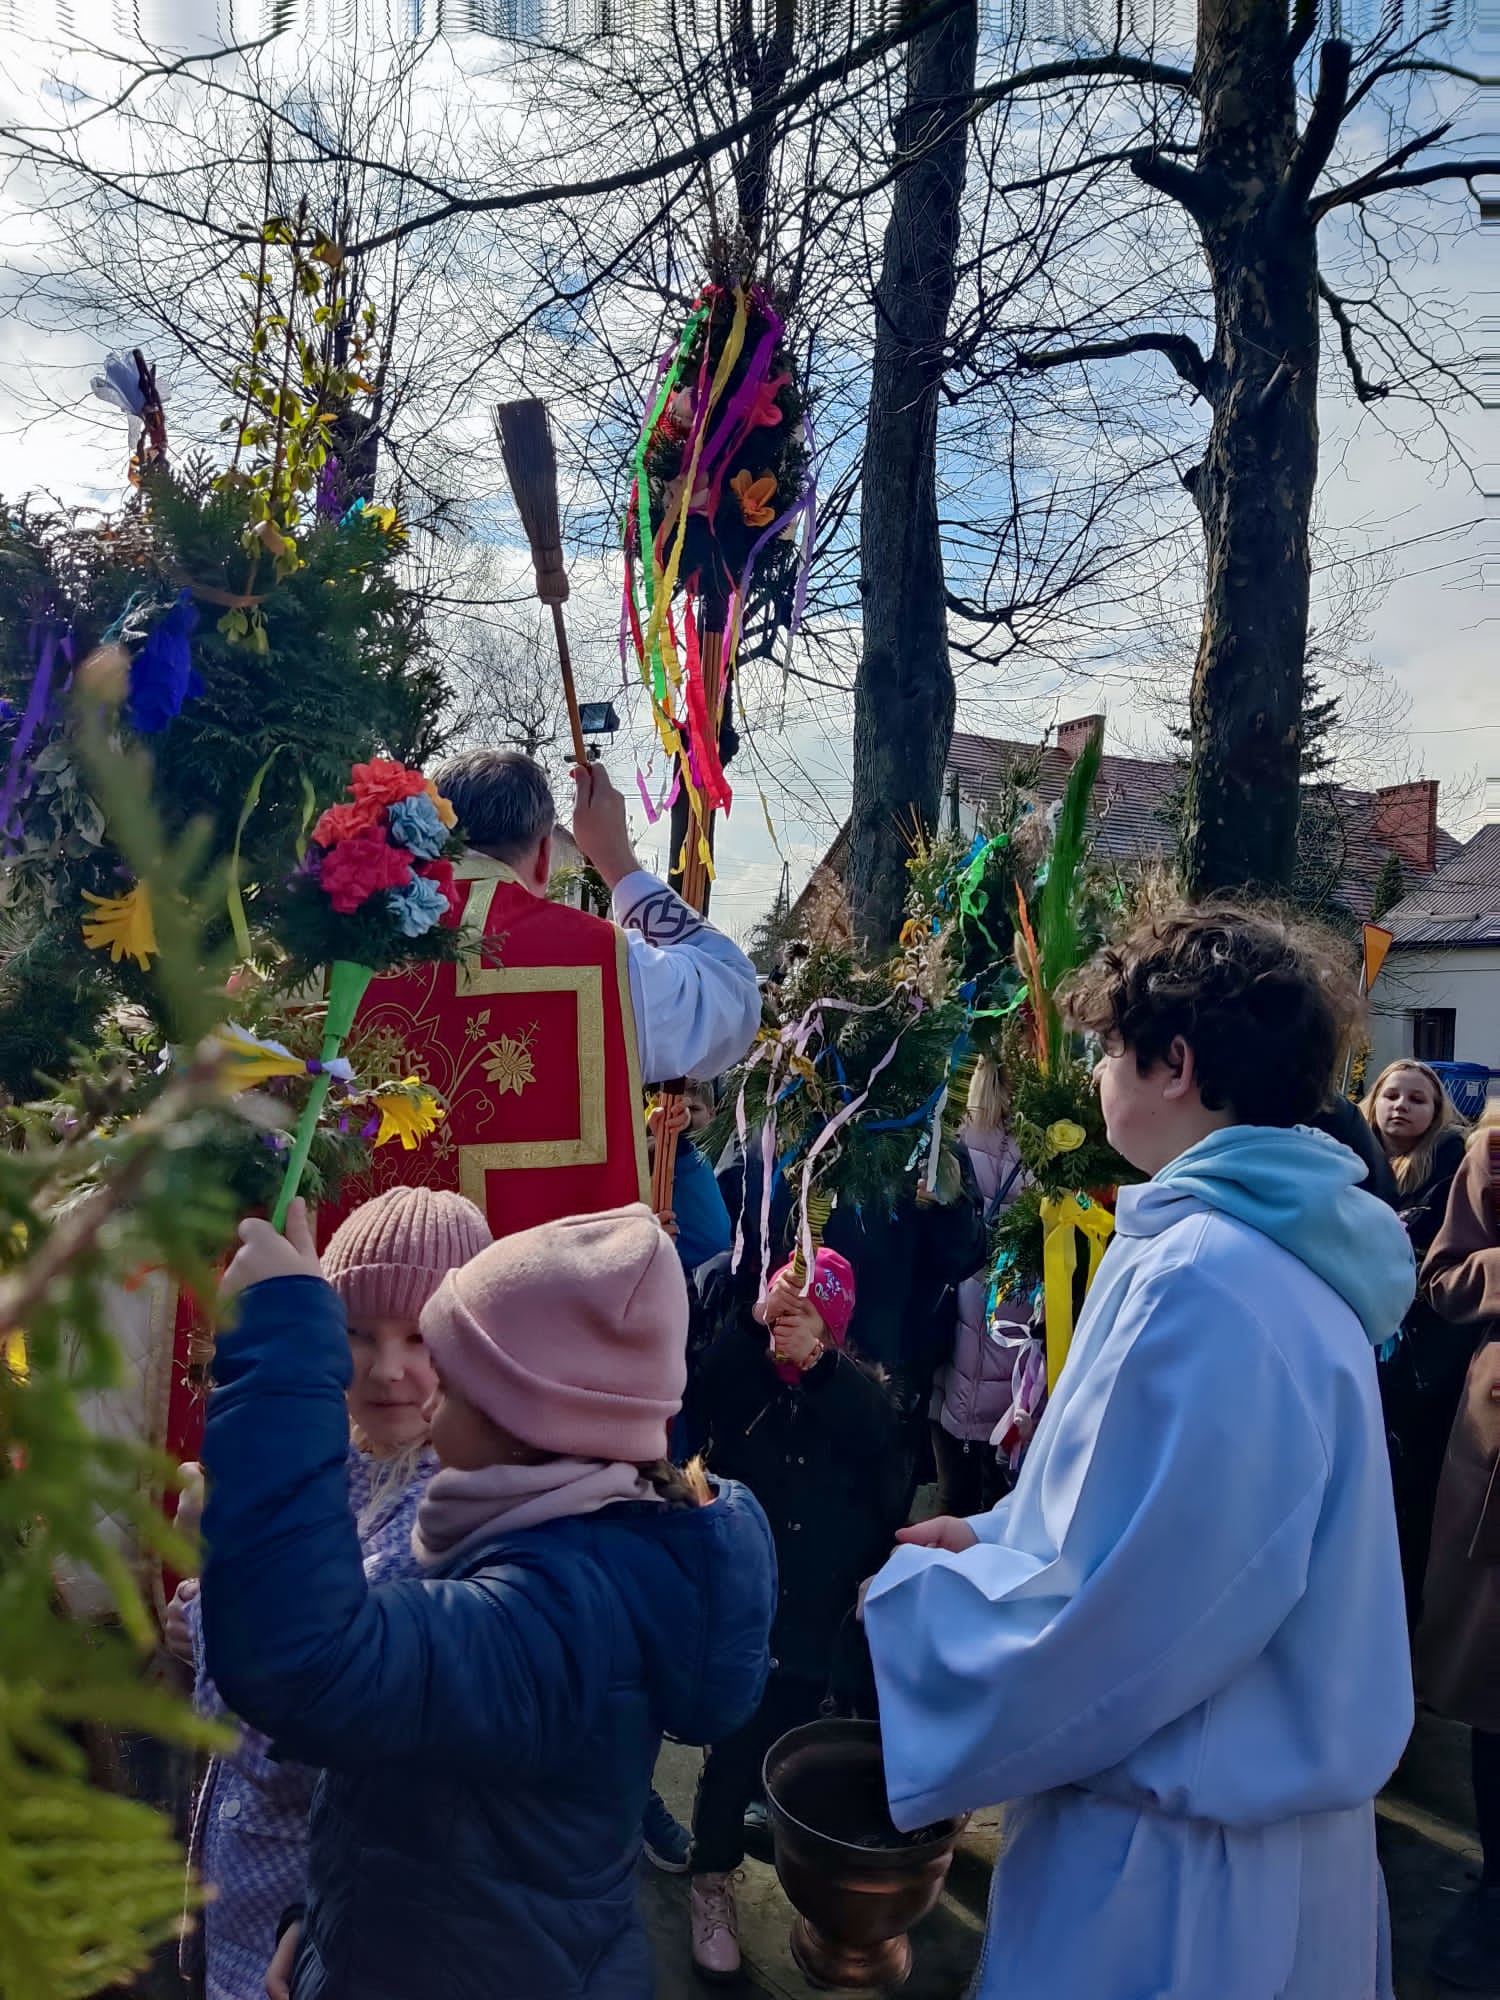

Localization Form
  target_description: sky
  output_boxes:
[0,3,1490,944]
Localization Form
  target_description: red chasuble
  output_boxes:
[318,856,650,1243]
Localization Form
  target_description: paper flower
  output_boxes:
[386,792,448,860]
[350,759,429,816]
[215,1025,354,1092]
[424,779,458,830]
[729,469,777,528]
[417,857,462,923]
[128,590,201,734]
[311,799,382,847]
[81,882,156,968]
[1045,1119,1087,1156]
[387,873,449,938]
[373,1079,444,1150]
[319,829,413,914]
[747,372,790,431]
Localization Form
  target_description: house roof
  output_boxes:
[793,729,1457,928]
[1383,822,1500,949]
[945,731,1457,923]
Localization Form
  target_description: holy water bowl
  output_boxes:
[762,1717,965,1991]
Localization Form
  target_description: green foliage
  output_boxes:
[1371,850,1404,922]
[0,460,444,1100]
[0,731,287,1999]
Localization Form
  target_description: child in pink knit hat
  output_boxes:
[200,1199,775,2000]
[168,1184,490,2000]
[685,1242,904,1980]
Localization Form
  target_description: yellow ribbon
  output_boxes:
[1041,1191,1114,1390]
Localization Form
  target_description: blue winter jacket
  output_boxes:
[200,1276,776,2000]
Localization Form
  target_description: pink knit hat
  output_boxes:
[323,1186,492,1325]
[767,1247,856,1345]
[419,1202,686,1463]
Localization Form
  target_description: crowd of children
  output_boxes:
[172,899,1500,2000]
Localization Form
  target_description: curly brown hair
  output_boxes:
[1061,901,1361,1129]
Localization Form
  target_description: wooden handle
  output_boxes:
[549,600,589,768]
[651,1079,687,1219]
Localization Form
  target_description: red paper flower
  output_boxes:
[320,828,414,914]
[417,857,463,925]
[312,799,382,847]
[350,758,428,815]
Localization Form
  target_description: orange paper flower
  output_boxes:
[729,469,777,528]
[350,758,428,815]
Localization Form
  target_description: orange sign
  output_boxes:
[1363,924,1394,991]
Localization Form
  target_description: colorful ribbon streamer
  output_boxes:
[1040,1191,1114,1390]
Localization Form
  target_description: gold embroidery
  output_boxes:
[457,963,608,1202]
[482,1024,538,1098]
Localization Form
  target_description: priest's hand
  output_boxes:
[220,1199,322,1305]
[571,762,639,890]
[895,1516,979,1554]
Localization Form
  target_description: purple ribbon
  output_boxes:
[0,624,68,852]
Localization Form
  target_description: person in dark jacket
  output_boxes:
[201,1200,775,2000]
[1358,1060,1471,1626]
[687,1247,905,1980]
[1314,1088,1400,1206]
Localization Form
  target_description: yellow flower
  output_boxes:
[482,1033,536,1098]
[3,1329,26,1378]
[214,1026,305,1092]
[424,779,458,830]
[81,883,156,969]
[1045,1118,1087,1156]
[373,1080,444,1151]
[899,918,925,948]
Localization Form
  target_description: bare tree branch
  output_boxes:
[1277,36,1351,220]
[1017,331,1211,399]
[1318,278,1391,404]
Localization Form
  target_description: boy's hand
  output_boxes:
[896,1516,979,1554]
[163,1577,199,1664]
[220,1199,321,1305]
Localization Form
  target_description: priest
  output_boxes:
[320,747,760,1240]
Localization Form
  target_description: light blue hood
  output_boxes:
[1115,1124,1415,1346]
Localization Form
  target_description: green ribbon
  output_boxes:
[630,301,711,705]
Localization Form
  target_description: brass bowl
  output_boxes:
[763,1718,965,1990]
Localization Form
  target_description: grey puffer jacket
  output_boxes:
[931,1124,1031,1443]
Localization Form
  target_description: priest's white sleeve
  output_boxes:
[612,871,761,1085]
[862,1263,1332,1830]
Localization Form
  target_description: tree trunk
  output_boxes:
[846,0,977,951]
[1183,0,1322,896]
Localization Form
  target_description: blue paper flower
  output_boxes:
[386,792,447,860]
[128,590,201,734]
[387,873,449,938]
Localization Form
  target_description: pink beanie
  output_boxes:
[323,1186,492,1325]
[768,1247,857,1345]
[419,1202,686,1463]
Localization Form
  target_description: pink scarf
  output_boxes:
[412,1457,659,1567]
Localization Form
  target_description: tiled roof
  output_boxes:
[1383,823,1500,949]
[946,731,1456,923]
[793,730,1456,927]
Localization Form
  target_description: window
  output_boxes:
[1409,1008,1456,1063]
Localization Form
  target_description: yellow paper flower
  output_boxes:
[1045,1118,1087,1156]
[215,1026,305,1092]
[374,1079,444,1151]
[424,779,458,830]
[3,1329,26,1378]
[899,918,925,948]
[81,883,156,969]
[729,469,777,528]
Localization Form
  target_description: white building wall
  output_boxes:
[1367,947,1500,1078]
